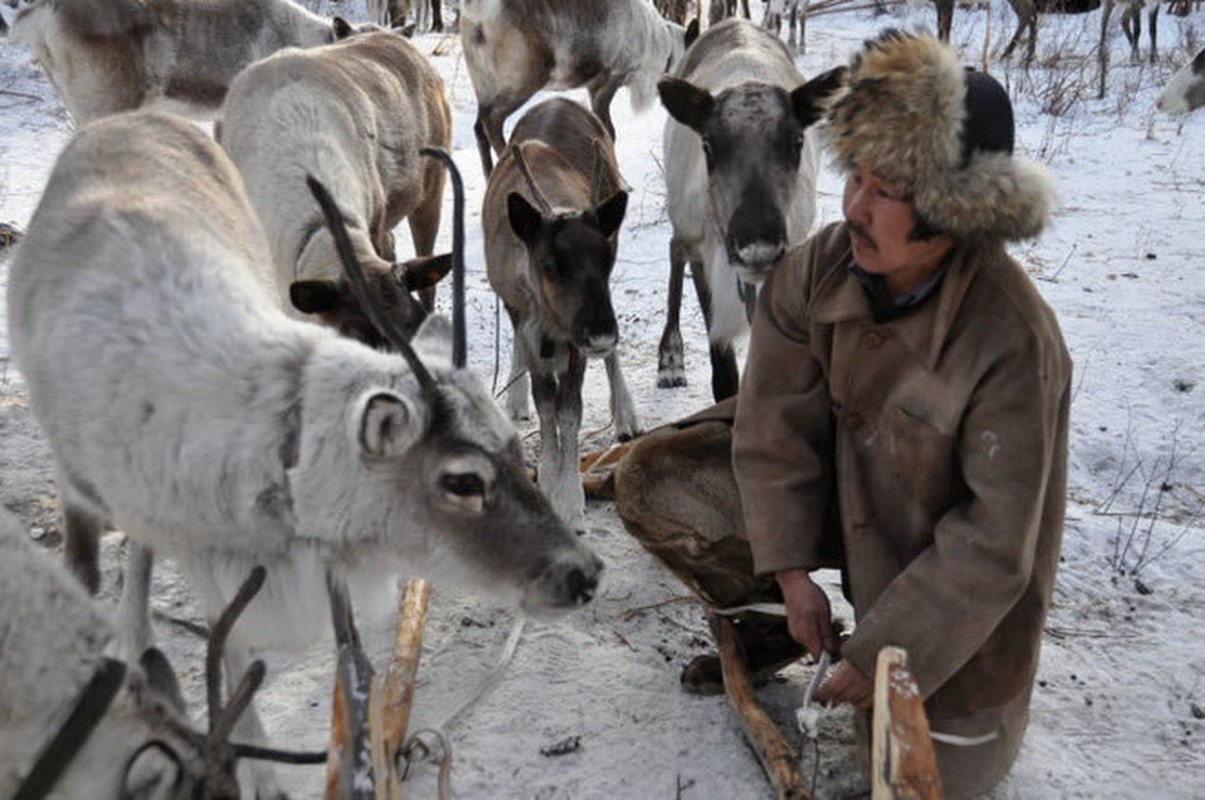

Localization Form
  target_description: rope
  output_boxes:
[400,616,528,793]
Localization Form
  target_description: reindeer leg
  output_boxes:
[531,364,564,518]
[505,308,532,421]
[588,78,622,142]
[62,500,104,595]
[115,538,154,661]
[551,349,588,531]
[657,236,689,388]
[473,106,496,177]
[1098,0,1116,98]
[1148,5,1158,65]
[604,351,642,442]
[690,263,739,402]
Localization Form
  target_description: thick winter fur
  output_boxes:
[459,0,696,175]
[483,98,635,529]
[8,110,602,797]
[657,19,845,400]
[827,30,1056,242]
[1157,47,1205,115]
[5,0,378,123]
[217,32,452,345]
[0,508,205,799]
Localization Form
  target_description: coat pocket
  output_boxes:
[886,405,957,512]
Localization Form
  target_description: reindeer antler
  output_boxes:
[511,144,554,216]
[589,138,609,207]
[306,175,441,403]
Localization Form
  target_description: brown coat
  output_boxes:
[733,221,1070,786]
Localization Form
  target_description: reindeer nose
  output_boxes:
[548,551,604,606]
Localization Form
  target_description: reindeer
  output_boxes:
[1,0,379,124]
[459,0,699,176]
[217,31,453,345]
[482,98,636,531]
[0,509,317,799]
[7,110,603,798]
[1157,46,1205,114]
[656,19,845,402]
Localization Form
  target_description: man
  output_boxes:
[615,30,1069,797]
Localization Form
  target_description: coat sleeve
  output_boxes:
[733,238,836,576]
[841,327,1071,697]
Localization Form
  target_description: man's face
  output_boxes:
[842,163,953,297]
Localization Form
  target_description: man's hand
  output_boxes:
[775,568,836,660]
[813,661,874,710]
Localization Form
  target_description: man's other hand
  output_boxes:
[775,568,836,660]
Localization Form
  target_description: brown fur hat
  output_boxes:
[825,30,1057,241]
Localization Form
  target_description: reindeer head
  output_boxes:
[659,66,847,283]
[505,142,629,358]
[301,153,604,613]
[289,253,452,350]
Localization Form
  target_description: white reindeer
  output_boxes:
[0,509,314,799]
[657,19,845,401]
[7,110,603,799]
[484,98,639,530]
[217,30,453,346]
[1,0,379,124]
[459,0,699,175]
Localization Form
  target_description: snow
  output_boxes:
[1,2,1202,798]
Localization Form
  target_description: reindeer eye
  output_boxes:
[441,473,485,497]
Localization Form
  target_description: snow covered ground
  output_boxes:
[1,2,1202,797]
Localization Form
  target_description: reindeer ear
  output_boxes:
[791,66,849,128]
[396,253,453,291]
[357,392,421,459]
[658,77,713,132]
[507,192,543,246]
[140,647,187,715]
[594,191,629,240]
[684,18,701,50]
[290,279,339,314]
[332,16,354,39]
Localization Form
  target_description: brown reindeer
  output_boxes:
[217,31,454,344]
[483,98,636,530]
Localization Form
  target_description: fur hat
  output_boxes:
[826,30,1057,242]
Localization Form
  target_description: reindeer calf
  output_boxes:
[657,19,845,401]
[484,98,636,530]
[8,110,602,798]
[460,0,699,175]
[3,0,378,123]
[218,31,453,346]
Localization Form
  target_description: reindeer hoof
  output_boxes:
[656,371,687,389]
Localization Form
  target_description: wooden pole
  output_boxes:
[372,578,433,800]
[713,614,810,800]
[871,646,942,800]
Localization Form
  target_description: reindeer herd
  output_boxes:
[0,0,1198,796]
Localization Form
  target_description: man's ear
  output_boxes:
[356,391,423,460]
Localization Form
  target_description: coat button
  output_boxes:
[845,411,864,431]
[863,332,883,349]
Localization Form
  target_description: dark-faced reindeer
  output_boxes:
[217,31,452,344]
[483,98,636,530]
[8,110,602,798]
[2,0,378,124]
[459,0,699,176]
[656,19,845,401]
[0,509,316,799]
[1157,46,1205,114]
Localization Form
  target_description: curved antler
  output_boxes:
[305,175,440,402]
[511,144,554,217]
[419,147,467,370]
